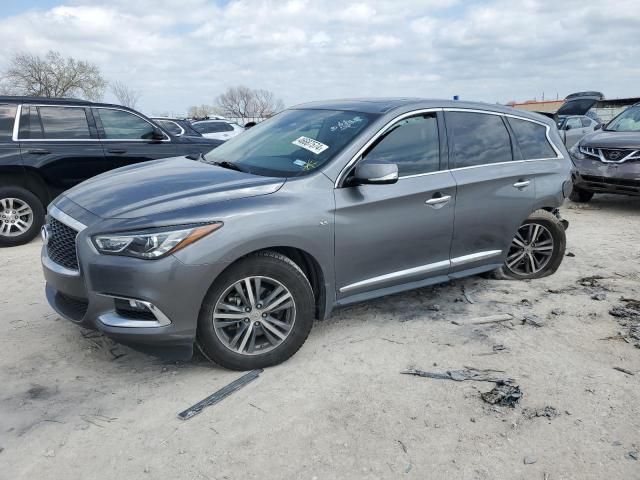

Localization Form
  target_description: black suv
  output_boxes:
[0,96,223,246]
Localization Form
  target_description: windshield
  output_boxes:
[203,109,377,177]
[606,105,640,132]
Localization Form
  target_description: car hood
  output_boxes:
[579,130,640,149]
[62,157,285,219]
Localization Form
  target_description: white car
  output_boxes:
[191,120,244,140]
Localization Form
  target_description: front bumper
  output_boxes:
[571,156,640,196]
[42,210,229,360]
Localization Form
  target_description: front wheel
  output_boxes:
[0,187,45,247]
[496,210,566,280]
[197,251,315,370]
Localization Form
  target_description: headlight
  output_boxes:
[569,143,585,160]
[93,223,222,259]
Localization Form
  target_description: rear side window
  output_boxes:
[18,106,43,139]
[566,117,582,129]
[446,112,513,168]
[38,106,91,139]
[156,120,182,136]
[507,117,557,159]
[0,105,17,141]
[194,122,233,134]
[363,114,440,176]
[96,108,158,140]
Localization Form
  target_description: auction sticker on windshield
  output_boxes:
[292,136,329,155]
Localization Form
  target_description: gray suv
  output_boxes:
[41,99,572,370]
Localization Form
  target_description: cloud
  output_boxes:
[0,0,638,115]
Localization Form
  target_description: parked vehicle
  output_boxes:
[569,102,640,202]
[41,98,572,370]
[0,96,223,246]
[192,119,244,140]
[151,117,204,138]
[557,115,600,149]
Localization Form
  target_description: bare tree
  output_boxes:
[2,50,106,100]
[187,104,221,119]
[215,86,284,122]
[110,80,141,109]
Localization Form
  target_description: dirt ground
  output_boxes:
[1,194,639,480]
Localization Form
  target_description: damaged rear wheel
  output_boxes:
[497,210,566,280]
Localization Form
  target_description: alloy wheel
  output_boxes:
[505,223,554,275]
[213,276,296,356]
[0,198,33,237]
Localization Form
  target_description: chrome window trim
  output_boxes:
[339,259,450,293]
[94,106,171,142]
[49,205,87,232]
[335,108,442,187]
[335,107,564,187]
[156,119,185,136]
[11,104,21,141]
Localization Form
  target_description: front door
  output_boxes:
[444,110,536,273]
[93,107,176,170]
[18,105,106,198]
[334,112,455,297]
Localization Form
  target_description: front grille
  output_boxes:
[601,149,635,162]
[48,217,79,270]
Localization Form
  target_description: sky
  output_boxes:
[0,0,639,116]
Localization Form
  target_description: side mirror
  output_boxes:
[594,123,603,130]
[151,127,166,140]
[565,124,572,131]
[352,159,398,185]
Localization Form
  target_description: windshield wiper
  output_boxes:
[211,160,246,173]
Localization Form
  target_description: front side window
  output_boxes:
[156,120,182,136]
[362,114,440,176]
[566,117,582,130]
[96,108,158,140]
[606,105,640,132]
[0,105,17,141]
[507,117,556,160]
[204,109,376,177]
[38,106,91,139]
[447,112,513,168]
[581,117,592,128]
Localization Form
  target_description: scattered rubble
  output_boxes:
[451,314,514,326]
[523,456,537,465]
[578,275,605,288]
[522,315,544,328]
[522,406,560,419]
[481,384,522,407]
[613,367,635,376]
[401,367,513,384]
[591,293,607,301]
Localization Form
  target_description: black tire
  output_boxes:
[0,186,45,247]
[569,186,594,203]
[196,250,315,370]
[495,209,566,280]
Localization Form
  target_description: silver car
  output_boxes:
[41,98,572,370]
[557,115,599,149]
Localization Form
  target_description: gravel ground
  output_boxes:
[1,195,639,480]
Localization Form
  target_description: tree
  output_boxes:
[215,86,284,122]
[2,50,106,101]
[187,104,221,119]
[110,80,141,109]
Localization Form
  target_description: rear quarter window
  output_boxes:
[507,117,556,159]
[446,111,513,168]
[0,105,17,141]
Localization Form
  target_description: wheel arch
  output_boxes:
[0,166,51,208]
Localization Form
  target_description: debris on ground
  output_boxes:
[480,383,522,407]
[522,315,544,328]
[566,252,576,257]
[462,286,475,304]
[551,308,564,316]
[591,293,607,301]
[178,369,263,420]
[613,366,635,376]
[608,301,640,348]
[451,314,514,326]
[522,406,560,419]
[523,456,537,465]
[626,451,638,461]
[402,367,514,384]
[578,275,605,288]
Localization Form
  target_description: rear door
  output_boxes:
[18,104,106,197]
[93,107,176,169]
[444,110,536,274]
[334,111,455,297]
[0,103,21,171]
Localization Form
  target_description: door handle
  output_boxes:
[107,149,127,154]
[425,194,452,208]
[513,180,531,189]
[27,149,50,155]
